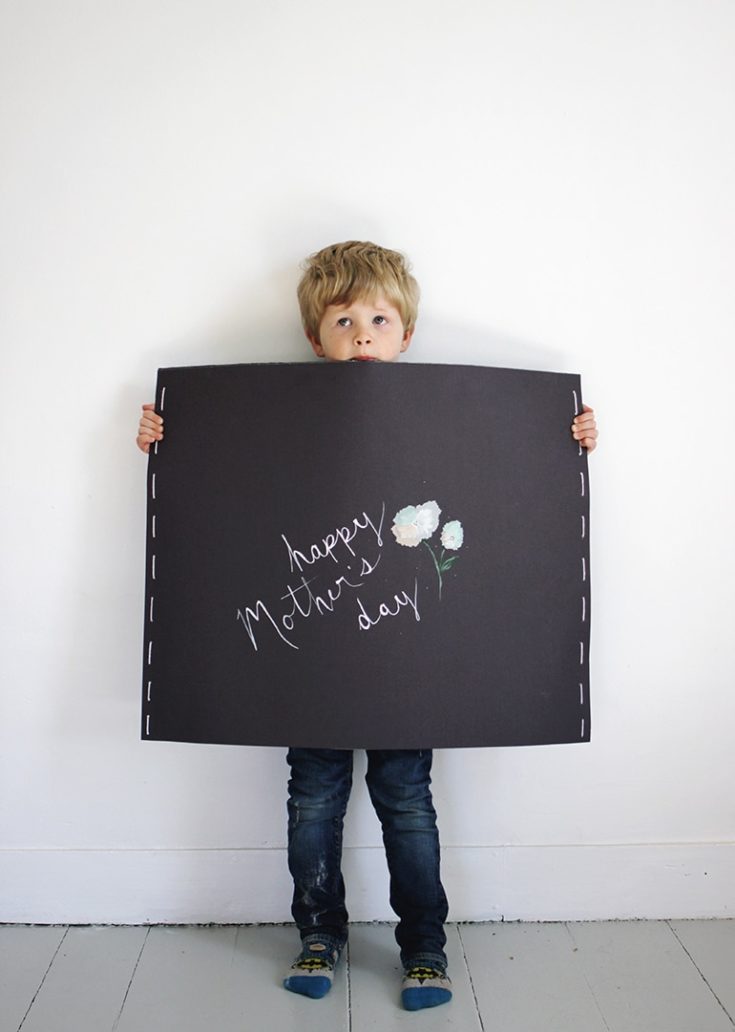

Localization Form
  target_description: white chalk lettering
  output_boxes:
[281,572,365,621]
[282,502,386,574]
[356,578,420,631]
[360,551,381,577]
[236,602,299,651]
[235,501,394,653]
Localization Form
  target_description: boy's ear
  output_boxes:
[400,328,414,352]
[307,333,325,357]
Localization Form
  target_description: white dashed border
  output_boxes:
[574,387,589,740]
[144,382,166,738]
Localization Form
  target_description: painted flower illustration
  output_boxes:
[441,520,464,550]
[391,500,464,599]
[391,500,441,547]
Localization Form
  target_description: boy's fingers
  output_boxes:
[141,404,163,424]
[572,418,596,433]
[573,405,595,425]
[137,403,161,454]
[571,396,598,448]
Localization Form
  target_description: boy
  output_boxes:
[136,241,598,1011]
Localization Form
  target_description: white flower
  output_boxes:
[394,504,419,527]
[391,522,423,547]
[440,520,464,550]
[391,500,442,548]
[414,500,441,538]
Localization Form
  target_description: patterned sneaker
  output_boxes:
[283,941,341,999]
[401,965,453,1010]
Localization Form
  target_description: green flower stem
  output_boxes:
[423,540,443,600]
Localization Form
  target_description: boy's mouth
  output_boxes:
[350,356,378,361]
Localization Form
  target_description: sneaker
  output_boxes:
[283,941,341,999]
[401,965,453,1010]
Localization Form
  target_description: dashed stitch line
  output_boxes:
[581,515,585,538]
[146,387,164,745]
[574,388,587,741]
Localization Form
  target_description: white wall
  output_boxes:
[2,0,733,924]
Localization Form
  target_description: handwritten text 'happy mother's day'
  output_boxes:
[235,503,419,651]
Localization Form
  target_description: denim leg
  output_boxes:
[286,748,353,949]
[365,750,449,970]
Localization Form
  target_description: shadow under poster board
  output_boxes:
[141,362,591,749]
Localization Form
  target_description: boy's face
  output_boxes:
[308,295,413,363]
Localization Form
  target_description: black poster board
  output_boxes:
[141,362,591,749]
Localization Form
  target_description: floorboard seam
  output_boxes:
[456,924,485,1032]
[666,921,735,1027]
[346,938,353,1032]
[563,923,613,1032]
[111,925,151,1032]
[16,926,70,1032]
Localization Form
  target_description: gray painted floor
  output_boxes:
[1,921,734,1032]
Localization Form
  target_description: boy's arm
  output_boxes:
[136,403,164,454]
[571,404,598,452]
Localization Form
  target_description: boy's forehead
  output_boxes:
[326,293,398,312]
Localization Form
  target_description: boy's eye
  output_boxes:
[337,317,351,327]
[373,315,387,325]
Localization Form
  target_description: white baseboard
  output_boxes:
[1,843,732,924]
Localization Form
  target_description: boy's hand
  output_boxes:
[136,403,164,454]
[571,404,598,452]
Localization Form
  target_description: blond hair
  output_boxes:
[297,240,420,341]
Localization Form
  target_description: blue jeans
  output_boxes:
[286,748,449,970]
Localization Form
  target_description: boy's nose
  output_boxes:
[353,328,372,344]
